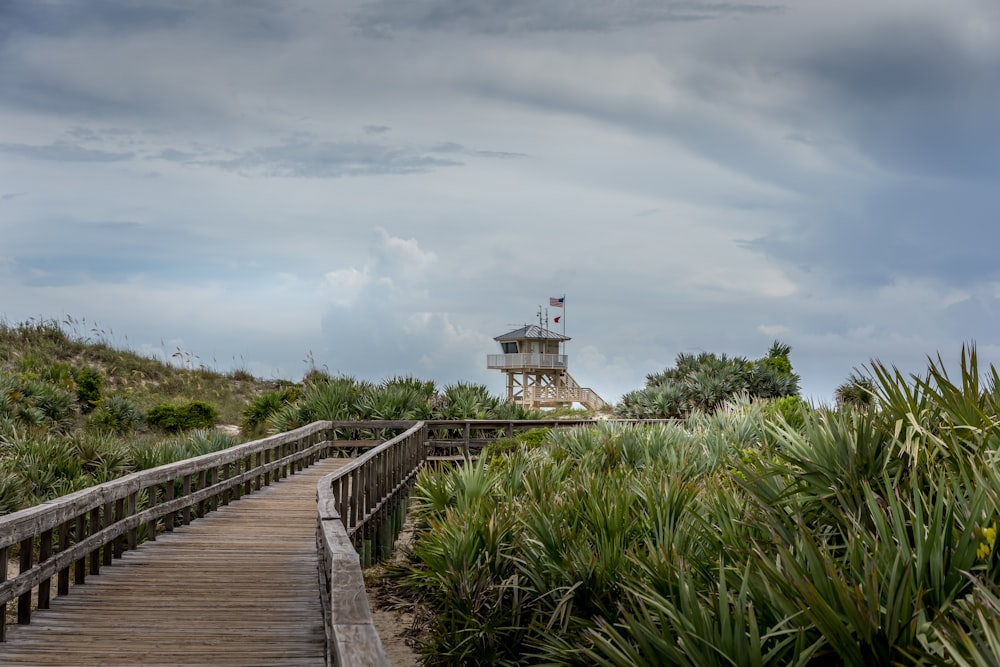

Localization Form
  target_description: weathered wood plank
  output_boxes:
[0,458,347,666]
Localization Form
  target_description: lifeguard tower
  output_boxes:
[487,324,608,411]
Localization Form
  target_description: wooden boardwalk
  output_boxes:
[0,458,347,667]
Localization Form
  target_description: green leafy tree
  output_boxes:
[616,341,800,419]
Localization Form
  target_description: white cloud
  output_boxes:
[376,227,437,273]
[322,267,372,307]
[757,324,790,336]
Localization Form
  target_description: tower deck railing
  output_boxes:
[487,353,567,370]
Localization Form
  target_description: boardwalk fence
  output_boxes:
[314,418,602,667]
[0,421,335,642]
[2,417,621,664]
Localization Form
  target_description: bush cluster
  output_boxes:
[396,348,1000,666]
[262,376,539,433]
[87,395,144,435]
[146,401,218,433]
[74,366,103,413]
[616,341,799,420]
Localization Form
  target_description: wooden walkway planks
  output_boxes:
[0,458,348,667]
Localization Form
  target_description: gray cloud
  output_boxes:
[793,18,1000,180]
[0,0,293,41]
[750,179,1000,288]
[353,0,781,36]
[3,218,260,287]
[0,1,187,39]
[196,141,464,177]
[0,140,133,162]
[147,139,524,178]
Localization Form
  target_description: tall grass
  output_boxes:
[394,349,1000,666]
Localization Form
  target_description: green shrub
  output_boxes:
[397,347,1000,666]
[267,377,369,431]
[0,372,78,432]
[229,369,256,382]
[761,394,807,431]
[0,469,26,515]
[43,362,76,390]
[241,386,301,434]
[88,395,144,435]
[74,366,104,413]
[482,427,550,461]
[147,400,218,433]
[835,372,876,410]
[615,342,800,419]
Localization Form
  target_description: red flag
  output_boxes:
[553,316,561,323]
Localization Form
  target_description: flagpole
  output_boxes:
[559,294,566,357]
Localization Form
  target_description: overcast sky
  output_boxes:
[2,0,998,405]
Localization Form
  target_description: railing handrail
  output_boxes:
[0,422,332,549]
[316,422,425,667]
[486,352,567,369]
[0,421,336,641]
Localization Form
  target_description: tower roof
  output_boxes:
[494,325,570,342]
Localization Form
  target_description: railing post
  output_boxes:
[198,470,209,517]
[210,467,220,512]
[221,463,231,506]
[182,475,192,524]
[58,519,72,596]
[0,545,6,642]
[164,481,175,533]
[75,513,87,583]
[18,537,32,624]
[113,498,125,558]
[102,501,114,566]
[38,528,53,609]
[463,421,471,462]
[147,484,159,542]
[243,454,253,496]
[89,506,102,573]
[127,492,138,551]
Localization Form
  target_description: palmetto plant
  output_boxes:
[617,343,800,420]
[87,394,144,434]
[397,346,1000,666]
[1,372,79,433]
[835,372,877,410]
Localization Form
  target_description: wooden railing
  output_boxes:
[0,421,334,642]
[315,418,605,666]
[2,417,620,664]
[487,353,567,370]
[316,422,425,667]
[423,419,600,460]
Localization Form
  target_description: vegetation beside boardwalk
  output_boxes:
[392,347,1000,666]
[0,318,539,516]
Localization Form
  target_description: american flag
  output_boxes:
[549,297,564,307]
